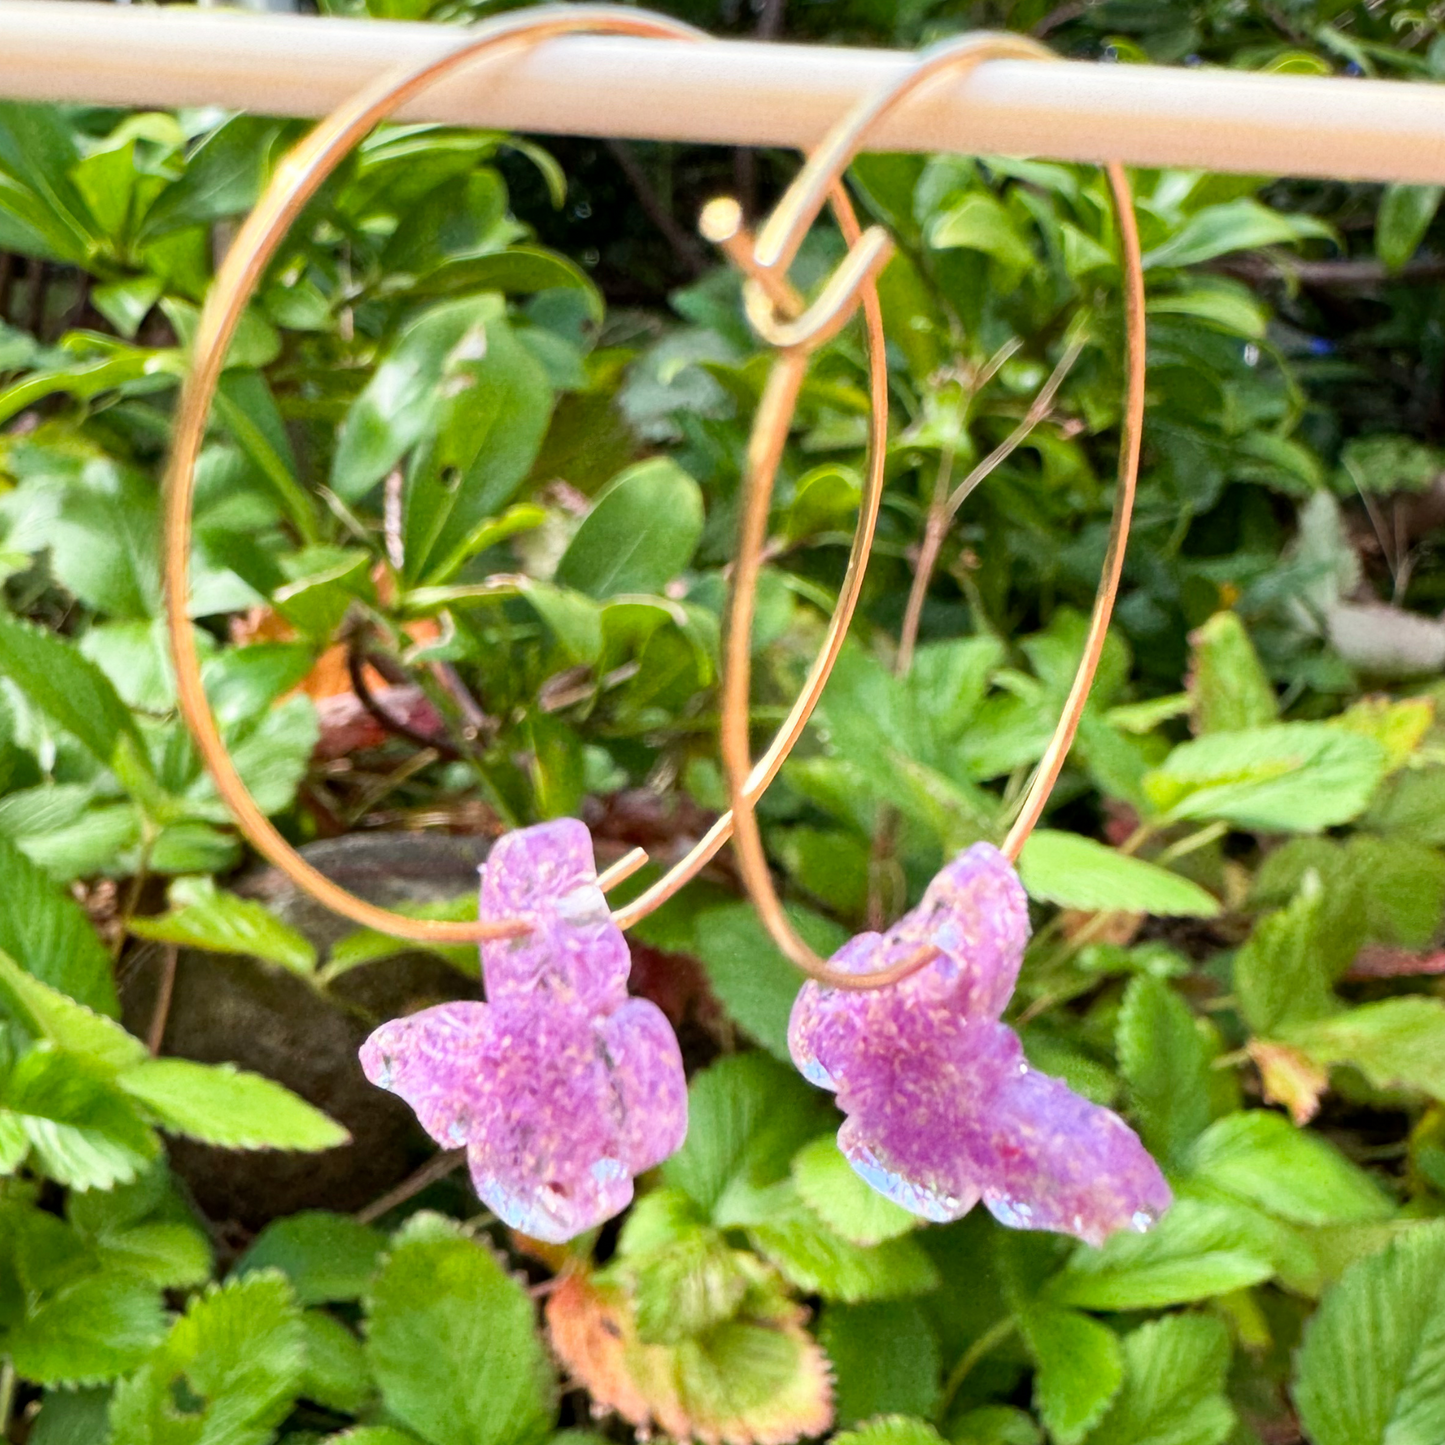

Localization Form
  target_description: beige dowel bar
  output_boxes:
[1,1,1445,185]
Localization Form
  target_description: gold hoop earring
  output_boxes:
[164,5,892,946]
[715,33,1148,990]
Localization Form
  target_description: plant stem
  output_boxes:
[0,1357,15,1442]
[936,1317,1017,1420]
[147,945,178,1056]
[355,1149,466,1226]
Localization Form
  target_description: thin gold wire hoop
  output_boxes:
[164,4,891,946]
[718,32,1148,989]
[164,7,711,946]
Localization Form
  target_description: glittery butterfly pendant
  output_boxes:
[361,819,688,1243]
[789,842,1171,1246]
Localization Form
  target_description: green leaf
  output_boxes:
[748,1184,940,1302]
[237,1211,386,1305]
[834,1417,947,1445]
[116,1058,350,1152]
[555,459,705,601]
[819,1302,941,1427]
[365,1225,555,1445]
[950,1406,1041,1445]
[1234,872,1356,1036]
[1293,1221,1445,1445]
[792,1135,916,1247]
[1046,1200,1274,1311]
[332,297,490,501]
[27,1387,114,1445]
[929,192,1035,277]
[1279,997,1445,1102]
[6,1271,166,1386]
[1144,723,1388,832]
[91,1222,212,1291]
[0,949,143,1075]
[1082,1315,1234,1445]
[1187,1111,1393,1225]
[1187,611,1278,734]
[662,1053,827,1223]
[0,610,145,771]
[128,876,316,974]
[1017,831,1220,917]
[1017,1305,1122,1445]
[1143,199,1333,269]
[139,114,288,240]
[624,1224,752,1344]
[1,1047,159,1190]
[108,1271,306,1445]
[302,1308,375,1414]
[686,901,840,1061]
[1377,183,1442,273]
[403,306,554,582]
[0,831,117,1013]
[1115,976,1213,1167]
[410,246,603,316]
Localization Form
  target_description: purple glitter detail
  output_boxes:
[789,842,1171,1247]
[360,820,687,1242]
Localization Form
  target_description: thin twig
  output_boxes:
[147,946,178,1056]
[346,632,463,760]
[936,1317,1017,1420]
[0,1358,14,1444]
[946,334,1088,523]
[355,1149,467,1225]
[605,139,708,277]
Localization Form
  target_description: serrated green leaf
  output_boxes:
[109,1271,306,1445]
[237,1211,386,1305]
[1187,1111,1393,1225]
[128,876,316,974]
[819,1301,941,1427]
[834,1417,948,1445]
[27,1387,114,1445]
[2,1047,158,1190]
[1234,873,1355,1036]
[93,1222,213,1290]
[1018,831,1220,917]
[116,1058,350,1152]
[624,1224,752,1344]
[748,1182,939,1302]
[1187,611,1278,735]
[0,827,117,1013]
[1018,1305,1122,1445]
[302,1308,375,1414]
[1144,723,1387,832]
[0,609,145,770]
[1082,1315,1234,1445]
[688,902,839,1061]
[1279,996,1445,1102]
[792,1135,916,1247]
[0,949,146,1073]
[365,1230,555,1445]
[6,1270,166,1386]
[950,1406,1041,1445]
[1293,1221,1445,1445]
[1046,1200,1273,1311]
[1115,976,1212,1167]
[662,1053,828,1223]
[325,1431,424,1445]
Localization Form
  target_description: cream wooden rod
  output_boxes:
[3,1,1445,184]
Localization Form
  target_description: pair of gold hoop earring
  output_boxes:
[162,5,1145,991]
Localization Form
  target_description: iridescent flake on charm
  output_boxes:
[360,819,688,1243]
[788,842,1171,1247]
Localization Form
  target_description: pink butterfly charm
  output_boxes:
[789,842,1171,1246]
[360,819,687,1243]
